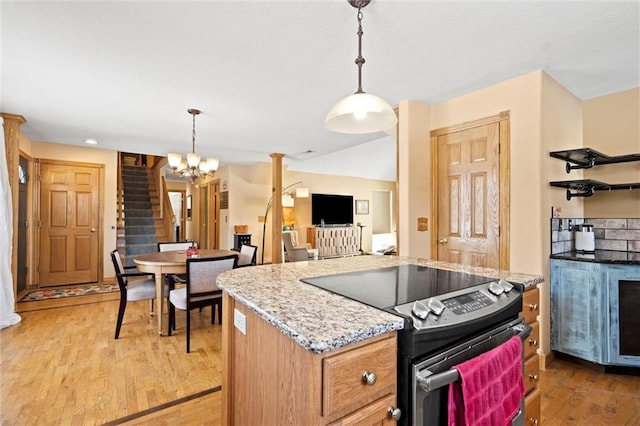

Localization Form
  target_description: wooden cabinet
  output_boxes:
[550,259,607,363]
[524,388,541,426]
[222,293,398,425]
[307,227,360,259]
[520,285,541,426]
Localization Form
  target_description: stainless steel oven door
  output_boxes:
[412,318,532,426]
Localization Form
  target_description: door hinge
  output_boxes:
[497,143,501,155]
[498,226,501,236]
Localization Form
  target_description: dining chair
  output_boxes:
[168,254,238,353]
[157,241,194,252]
[157,240,195,286]
[237,244,258,268]
[110,249,169,339]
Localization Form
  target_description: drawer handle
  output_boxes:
[388,406,402,421]
[528,339,538,347]
[362,371,377,386]
[528,303,538,311]
[529,417,539,426]
[528,374,539,381]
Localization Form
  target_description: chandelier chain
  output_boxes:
[355,5,365,94]
[191,112,197,154]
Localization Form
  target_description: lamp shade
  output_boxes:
[167,153,182,169]
[325,92,397,134]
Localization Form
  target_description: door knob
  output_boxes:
[90,228,97,232]
[438,238,448,245]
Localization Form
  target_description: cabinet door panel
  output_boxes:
[550,260,606,363]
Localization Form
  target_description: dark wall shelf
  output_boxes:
[549,148,640,200]
[550,148,640,173]
[550,179,640,200]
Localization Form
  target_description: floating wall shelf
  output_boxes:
[549,148,640,200]
[550,148,640,173]
[549,179,640,200]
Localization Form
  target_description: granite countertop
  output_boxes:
[217,255,545,354]
[550,250,640,265]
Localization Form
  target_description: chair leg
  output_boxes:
[114,297,127,339]
[186,308,191,353]
[149,299,154,316]
[168,303,174,336]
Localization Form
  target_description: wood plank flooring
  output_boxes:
[2,298,639,425]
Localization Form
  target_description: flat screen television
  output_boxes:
[311,193,354,226]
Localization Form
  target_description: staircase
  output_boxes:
[117,165,164,266]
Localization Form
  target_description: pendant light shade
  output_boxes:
[325,0,397,134]
[325,92,397,134]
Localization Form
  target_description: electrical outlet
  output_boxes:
[234,309,246,335]
[417,217,428,231]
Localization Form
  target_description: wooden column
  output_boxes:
[270,153,284,264]
[1,113,26,305]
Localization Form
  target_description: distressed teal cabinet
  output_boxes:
[550,259,607,363]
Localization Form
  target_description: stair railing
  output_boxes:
[117,153,124,227]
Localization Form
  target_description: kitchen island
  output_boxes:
[217,255,544,425]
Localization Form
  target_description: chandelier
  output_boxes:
[325,0,397,134]
[167,108,219,183]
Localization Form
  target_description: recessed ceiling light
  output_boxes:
[84,139,98,145]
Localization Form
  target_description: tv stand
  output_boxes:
[307,226,360,259]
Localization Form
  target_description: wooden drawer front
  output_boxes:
[323,337,396,419]
[524,321,540,360]
[524,355,540,394]
[328,394,396,426]
[524,388,541,426]
[521,287,540,324]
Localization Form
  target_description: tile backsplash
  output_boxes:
[550,218,640,254]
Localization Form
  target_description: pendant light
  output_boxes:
[167,109,219,183]
[325,0,397,134]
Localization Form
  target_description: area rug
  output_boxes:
[19,284,119,302]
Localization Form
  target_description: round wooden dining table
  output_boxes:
[134,249,238,335]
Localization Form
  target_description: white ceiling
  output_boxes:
[2,1,638,182]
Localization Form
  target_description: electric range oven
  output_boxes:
[301,264,529,425]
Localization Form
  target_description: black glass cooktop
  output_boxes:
[300,264,495,310]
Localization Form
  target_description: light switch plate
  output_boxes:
[234,308,246,335]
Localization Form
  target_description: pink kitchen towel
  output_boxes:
[448,336,525,426]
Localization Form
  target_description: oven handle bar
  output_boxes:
[416,323,532,393]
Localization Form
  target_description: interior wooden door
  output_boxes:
[199,185,209,249]
[39,162,101,286]
[431,112,510,269]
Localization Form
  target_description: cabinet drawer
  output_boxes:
[328,394,397,426]
[524,321,539,359]
[521,287,540,324]
[524,355,540,394]
[323,337,396,419]
[524,388,541,426]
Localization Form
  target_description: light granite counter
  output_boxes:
[217,255,544,354]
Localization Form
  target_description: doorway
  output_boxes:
[17,154,29,296]
[168,190,186,241]
[430,112,510,270]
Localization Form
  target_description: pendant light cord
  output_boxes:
[355,4,365,94]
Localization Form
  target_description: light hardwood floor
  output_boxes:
[2,297,639,425]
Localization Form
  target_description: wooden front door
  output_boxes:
[39,161,102,286]
[431,112,510,269]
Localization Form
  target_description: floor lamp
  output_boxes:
[260,182,309,264]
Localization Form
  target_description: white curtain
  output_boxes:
[0,118,22,329]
